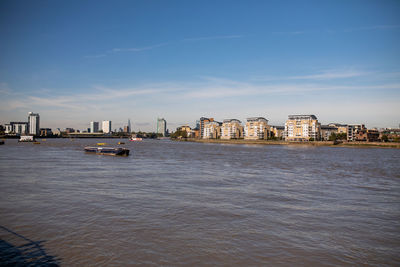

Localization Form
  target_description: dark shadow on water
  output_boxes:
[0,225,60,266]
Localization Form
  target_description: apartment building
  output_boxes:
[199,117,214,139]
[177,125,192,137]
[284,115,321,141]
[328,123,347,134]
[221,119,243,139]
[347,124,365,141]
[102,120,112,134]
[5,122,28,135]
[321,125,338,141]
[244,117,270,140]
[203,121,221,139]
[270,126,285,139]
[28,112,40,136]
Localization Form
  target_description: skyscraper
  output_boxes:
[157,118,167,137]
[28,112,40,136]
[102,120,112,134]
[90,121,99,133]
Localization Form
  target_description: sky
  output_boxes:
[0,0,399,131]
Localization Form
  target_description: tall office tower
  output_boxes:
[28,112,40,136]
[157,118,167,137]
[90,121,99,133]
[127,119,131,133]
[102,120,112,134]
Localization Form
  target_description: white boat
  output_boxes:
[19,136,35,142]
[130,136,143,141]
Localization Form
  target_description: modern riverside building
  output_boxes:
[221,119,243,139]
[347,124,365,141]
[40,128,53,137]
[5,122,28,135]
[270,126,285,139]
[199,117,214,139]
[244,117,270,140]
[328,123,348,134]
[203,121,222,139]
[90,121,99,133]
[284,115,321,141]
[102,120,112,134]
[321,125,338,141]
[28,112,40,136]
[157,118,167,137]
[4,124,12,134]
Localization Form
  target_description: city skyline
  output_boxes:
[0,1,399,131]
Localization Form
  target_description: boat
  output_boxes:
[19,136,35,142]
[130,137,143,141]
[118,141,125,144]
[97,142,107,146]
[84,146,130,156]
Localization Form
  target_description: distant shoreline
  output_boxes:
[174,138,400,149]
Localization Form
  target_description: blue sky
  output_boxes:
[0,0,399,131]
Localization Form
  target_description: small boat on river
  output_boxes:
[84,146,130,156]
[19,136,35,142]
[130,137,142,141]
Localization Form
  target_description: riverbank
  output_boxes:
[174,138,400,148]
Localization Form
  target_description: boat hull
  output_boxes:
[84,147,130,156]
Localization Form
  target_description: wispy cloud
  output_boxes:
[84,35,243,58]
[111,42,169,52]
[288,69,368,80]
[183,35,243,41]
[343,25,400,32]
[272,31,305,35]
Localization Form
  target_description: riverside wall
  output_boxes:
[175,138,400,148]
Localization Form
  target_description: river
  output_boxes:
[0,139,399,266]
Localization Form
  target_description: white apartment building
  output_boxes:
[284,115,320,141]
[102,121,112,134]
[203,121,221,139]
[28,112,40,136]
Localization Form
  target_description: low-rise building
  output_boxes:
[244,117,270,140]
[203,121,221,139]
[270,126,285,139]
[354,129,379,142]
[321,125,338,141]
[347,124,366,141]
[221,119,243,139]
[40,128,53,137]
[328,123,348,134]
[177,125,192,137]
[380,128,400,142]
[285,115,321,141]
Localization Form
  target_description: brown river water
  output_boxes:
[0,138,399,266]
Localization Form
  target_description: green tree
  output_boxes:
[381,135,388,142]
[328,132,337,141]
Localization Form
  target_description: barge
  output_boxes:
[84,146,130,156]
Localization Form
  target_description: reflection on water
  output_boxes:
[0,225,59,266]
[0,139,399,266]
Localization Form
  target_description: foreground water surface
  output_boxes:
[0,139,399,266]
